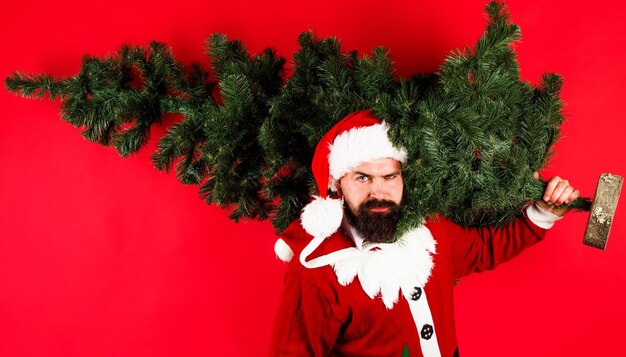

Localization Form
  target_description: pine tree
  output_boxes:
[5,1,590,236]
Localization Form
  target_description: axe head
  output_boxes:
[583,173,623,250]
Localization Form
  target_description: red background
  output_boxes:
[1,0,625,356]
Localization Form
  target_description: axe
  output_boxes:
[582,173,623,250]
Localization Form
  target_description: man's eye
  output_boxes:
[384,175,396,180]
[357,176,369,182]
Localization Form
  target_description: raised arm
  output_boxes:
[434,174,579,278]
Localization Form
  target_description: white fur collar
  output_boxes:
[333,224,437,309]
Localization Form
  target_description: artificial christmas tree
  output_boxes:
[5,2,593,237]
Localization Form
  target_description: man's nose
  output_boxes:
[369,180,386,199]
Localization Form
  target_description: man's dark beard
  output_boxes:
[344,199,401,244]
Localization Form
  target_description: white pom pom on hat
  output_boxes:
[300,195,344,239]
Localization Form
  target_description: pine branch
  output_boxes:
[5,72,69,100]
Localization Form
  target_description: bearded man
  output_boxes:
[270,110,579,357]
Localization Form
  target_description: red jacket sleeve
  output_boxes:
[269,263,345,356]
[429,213,548,279]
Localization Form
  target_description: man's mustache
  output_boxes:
[360,199,399,210]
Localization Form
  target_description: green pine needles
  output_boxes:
[6,2,590,235]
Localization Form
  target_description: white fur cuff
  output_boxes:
[526,204,563,229]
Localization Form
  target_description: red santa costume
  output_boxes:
[270,111,561,357]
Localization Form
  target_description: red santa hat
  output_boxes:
[299,110,408,239]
